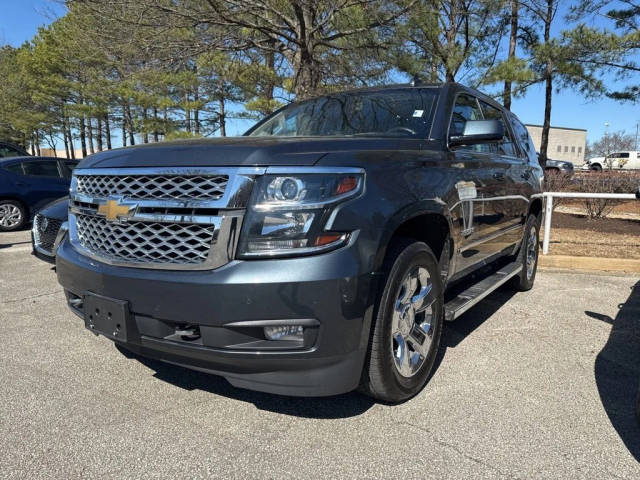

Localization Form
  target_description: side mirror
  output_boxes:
[449,120,504,147]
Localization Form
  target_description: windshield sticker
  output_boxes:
[412,110,424,118]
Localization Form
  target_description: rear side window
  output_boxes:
[509,116,537,162]
[22,160,61,177]
[478,101,517,156]
[0,145,24,158]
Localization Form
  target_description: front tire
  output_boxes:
[361,239,444,402]
[0,200,26,232]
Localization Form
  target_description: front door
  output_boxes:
[448,93,510,273]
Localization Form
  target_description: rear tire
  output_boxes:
[511,214,540,292]
[0,200,26,232]
[361,239,444,403]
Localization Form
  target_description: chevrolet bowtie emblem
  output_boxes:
[97,199,137,222]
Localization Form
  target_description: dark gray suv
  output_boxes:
[56,83,543,402]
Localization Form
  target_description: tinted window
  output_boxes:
[479,101,517,156]
[0,145,24,158]
[449,94,483,137]
[22,160,61,177]
[449,94,491,153]
[249,88,438,138]
[510,116,537,161]
[609,152,629,158]
[3,163,23,175]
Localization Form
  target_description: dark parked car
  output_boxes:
[544,157,574,176]
[56,83,543,402]
[31,197,69,263]
[0,142,29,158]
[0,157,77,231]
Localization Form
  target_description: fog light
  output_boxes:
[264,325,304,341]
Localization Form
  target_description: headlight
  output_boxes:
[238,170,364,257]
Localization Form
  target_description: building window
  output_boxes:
[557,145,562,152]
[578,146,582,153]
[564,146,568,153]
[571,146,575,153]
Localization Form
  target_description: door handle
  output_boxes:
[493,172,505,181]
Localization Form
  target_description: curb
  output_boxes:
[539,255,640,273]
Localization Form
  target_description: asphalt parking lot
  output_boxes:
[1,229,639,479]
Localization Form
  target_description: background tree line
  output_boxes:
[0,0,637,162]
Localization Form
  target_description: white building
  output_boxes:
[525,124,587,164]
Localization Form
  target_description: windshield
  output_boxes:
[247,88,439,138]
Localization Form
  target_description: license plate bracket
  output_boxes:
[83,292,131,342]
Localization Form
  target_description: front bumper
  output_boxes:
[56,237,377,396]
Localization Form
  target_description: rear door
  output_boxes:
[18,159,69,212]
[448,93,510,272]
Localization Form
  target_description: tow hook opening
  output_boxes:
[174,324,201,341]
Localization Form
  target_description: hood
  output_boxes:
[586,156,604,164]
[76,136,407,169]
[37,196,69,219]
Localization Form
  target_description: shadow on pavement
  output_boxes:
[443,287,517,349]
[116,345,375,419]
[586,280,640,462]
[0,240,31,249]
[116,286,518,418]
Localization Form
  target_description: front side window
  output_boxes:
[479,101,517,156]
[248,88,439,139]
[449,94,491,153]
[22,160,61,177]
[3,163,24,175]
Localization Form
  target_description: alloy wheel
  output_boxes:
[391,266,436,378]
[0,203,22,228]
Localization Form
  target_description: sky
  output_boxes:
[1,0,638,143]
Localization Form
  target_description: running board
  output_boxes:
[444,262,522,321]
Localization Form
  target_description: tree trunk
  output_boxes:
[185,92,191,134]
[538,0,554,167]
[293,49,321,99]
[153,107,159,142]
[503,0,518,110]
[96,117,103,151]
[194,86,200,135]
[62,116,70,159]
[264,44,275,109]
[87,117,95,154]
[125,103,135,145]
[104,112,112,149]
[122,111,127,147]
[219,97,226,137]
[68,119,76,160]
[142,108,149,143]
[79,116,88,158]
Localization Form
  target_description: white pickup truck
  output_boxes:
[583,151,640,171]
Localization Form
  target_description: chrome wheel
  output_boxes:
[526,227,538,280]
[0,203,22,228]
[391,266,435,378]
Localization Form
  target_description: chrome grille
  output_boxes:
[75,214,215,265]
[34,214,62,253]
[75,174,228,200]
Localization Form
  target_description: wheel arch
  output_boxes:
[374,201,454,274]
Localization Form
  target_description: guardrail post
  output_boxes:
[543,194,552,255]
